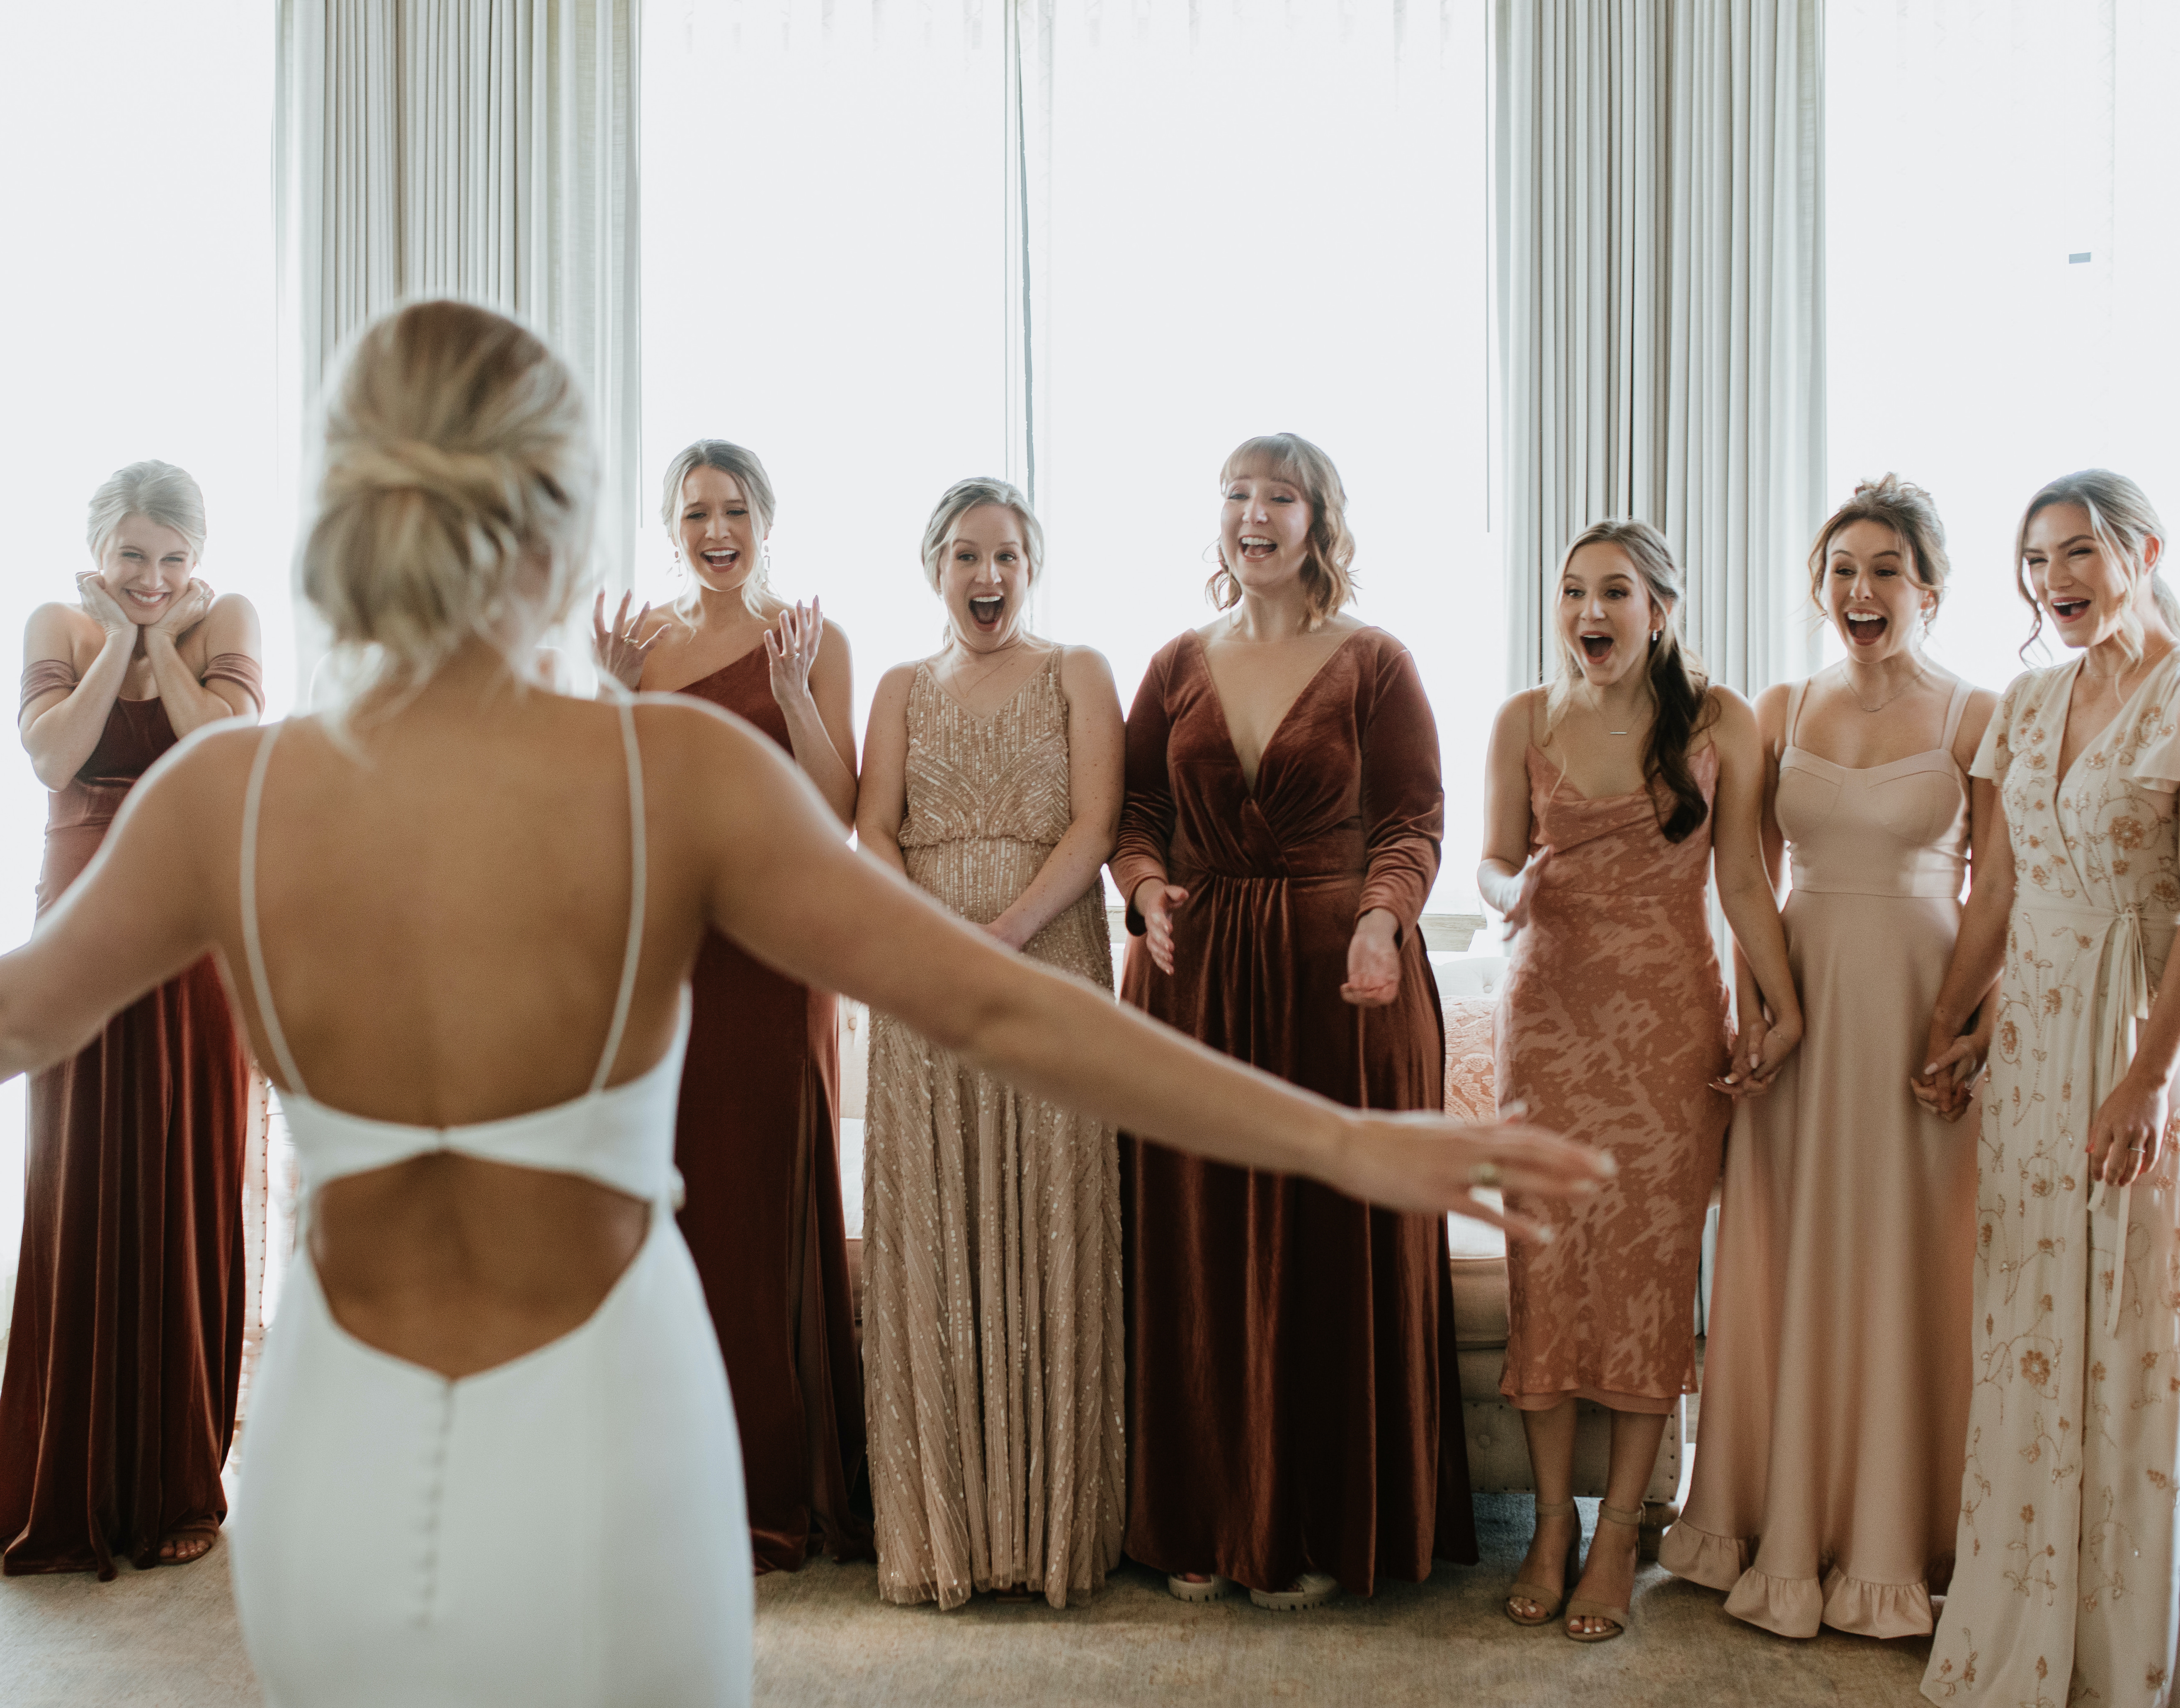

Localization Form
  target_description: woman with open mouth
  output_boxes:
[2,461,264,1576]
[856,477,1129,1609]
[1661,475,1994,1642]
[1918,470,2180,1708]
[1117,433,1486,1613]
[591,441,870,1576]
[1479,517,1800,1643]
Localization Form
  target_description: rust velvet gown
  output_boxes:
[670,648,870,1571]
[1112,627,1471,1596]
[1,657,260,1576]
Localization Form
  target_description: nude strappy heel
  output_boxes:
[1565,1502,1642,1642]
[1504,1499,1582,1626]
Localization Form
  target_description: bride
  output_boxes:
[0,300,1607,1706]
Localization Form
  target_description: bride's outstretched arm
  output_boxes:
[676,702,1612,1236]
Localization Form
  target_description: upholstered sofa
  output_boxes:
[1439,956,1686,1553]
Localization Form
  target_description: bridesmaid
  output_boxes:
[856,478,1126,1609]
[1116,432,1489,1612]
[592,440,869,1572]
[1478,518,1800,1642]
[1660,476,1993,1637]
[1918,471,2180,1707]
[1,461,262,1574]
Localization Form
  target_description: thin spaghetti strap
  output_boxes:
[590,698,648,1094]
[240,722,309,1096]
[1940,677,1972,750]
[1784,677,1813,751]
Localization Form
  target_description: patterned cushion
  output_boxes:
[1443,997,1496,1120]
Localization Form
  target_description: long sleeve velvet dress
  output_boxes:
[1111,627,1471,1597]
[1,658,260,1576]
[670,649,871,1572]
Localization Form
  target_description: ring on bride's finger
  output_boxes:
[1466,1161,1502,1189]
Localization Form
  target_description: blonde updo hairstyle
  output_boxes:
[2013,469,2180,662]
[1207,432,1357,628]
[918,476,1045,591]
[299,300,597,707]
[85,460,208,569]
[658,439,779,618]
[1807,474,1950,620]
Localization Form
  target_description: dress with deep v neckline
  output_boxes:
[1188,624,1366,795]
[665,655,871,1575]
[1662,677,1979,1640]
[1920,651,2180,1706]
[1110,625,1470,1595]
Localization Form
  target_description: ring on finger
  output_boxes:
[1466,1161,1502,1189]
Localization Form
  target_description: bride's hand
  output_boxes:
[1329,1107,1612,1245]
[765,598,824,709]
[76,572,133,637]
[147,578,215,640]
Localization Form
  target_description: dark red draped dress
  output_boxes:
[1,656,260,1577]
[1110,627,1470,1596]
[669,649,871,1571]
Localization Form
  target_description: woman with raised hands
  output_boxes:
[856,477,1126,1609]
[1115,433,1473,1613]
[0,461,262,1577]
[1479,518,1799,1644]
[592,440,868,1574]
[0,301,1606,1705]
[1918,471,2180,1708]
[1660,476,1992,1640]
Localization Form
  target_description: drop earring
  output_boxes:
[1650,629,1661,644]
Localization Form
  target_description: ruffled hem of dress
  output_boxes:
[1656,1518,1748,1592]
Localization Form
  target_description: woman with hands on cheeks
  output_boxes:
[1479,518,1798,1644]
[1,461,262,1576]
[855,479,1127,1610]
[1115,434,1517,1614]
[1661,476,1992,1641]
[589,440,870,1574]
[1918,471,2180,1708]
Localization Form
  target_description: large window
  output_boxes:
[641,1,1496,915]
[0,3,285,1291]
[1825,0,2180,692]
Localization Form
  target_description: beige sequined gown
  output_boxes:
[862,651,1124,1610]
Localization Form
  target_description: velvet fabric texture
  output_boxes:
[1112,627,1471,1597]
[1,664,256,1576]
[668,649,871,1572]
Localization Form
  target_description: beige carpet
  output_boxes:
[0,1495,1931,1706]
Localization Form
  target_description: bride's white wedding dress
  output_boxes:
[227,704,753,1706]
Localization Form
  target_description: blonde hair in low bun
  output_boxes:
[300,300,597,711]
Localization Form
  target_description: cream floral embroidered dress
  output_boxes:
[1924,655,2180,1707]
[861,654,1124,1610]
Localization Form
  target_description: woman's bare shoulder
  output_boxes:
[22,600,97,659]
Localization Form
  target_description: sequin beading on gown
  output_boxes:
[862,652,1124,1609]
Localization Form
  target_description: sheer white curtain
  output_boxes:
[276,0,643,678]
[1827,0,2180,697]
[1495,0,1825,697]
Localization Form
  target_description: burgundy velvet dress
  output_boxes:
[669,649,871,1571]
[1,657,260,1576]
[1111,627,1471,1596]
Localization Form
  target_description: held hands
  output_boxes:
[592,590,663,692]
[1913,1013,1991,1123]
[1133,877,1190,976]
[75,572,134,637]
[1332,1101,1616,1247]
[1715,1008,1801,1099]
[765,598,824,708]
[1341,909,1402,1007]
[2087,1069,2170,1189]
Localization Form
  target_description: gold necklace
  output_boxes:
[1840,661,1928,715]
[1584,686,1650,737]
